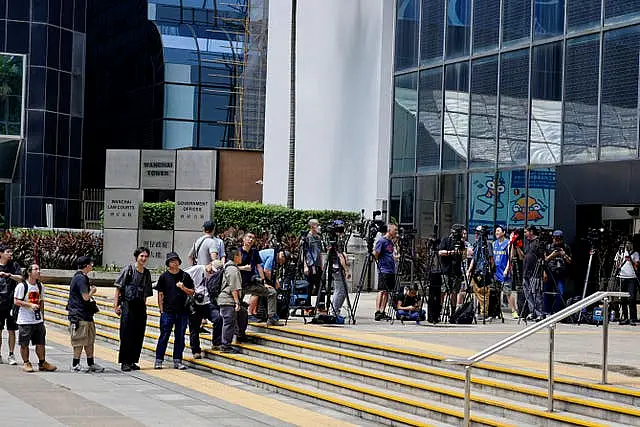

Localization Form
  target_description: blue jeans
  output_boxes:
[544,277,565,314]
[155,311,188,362]
[396,309,425,321]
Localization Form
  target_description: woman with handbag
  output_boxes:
[114,247,154,372]
[66,256,103,373]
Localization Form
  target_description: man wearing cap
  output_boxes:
[154,252,195,370]
[544,230,572,314]
[188,220,226,266]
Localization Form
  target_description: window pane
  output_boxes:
[32,0,48,23]
[470,55,498,168]
[6,21,28,54]
[446,0,471,59]
[416,175,438,239]
[7,0,29,20]
[468,171,499,229]
[47,26,60,69]
[390,177,415,225]
[534,0,564,40]
[473,0,500,53]
[48,0,60,26]
[530,42,562,165]
[164,84,197,120]
[163,119,195,149]
[441,173,466,234]
[392,72,418,174]
[417,67,443,173]
[395,0,420,71]
[443,62,469,170]
[502,0,531,47]
[200,88,234,124]
[420,0,444,65]
[563,35,599,163]
[46,69,58,112]
[0,55,24,136]
[567,0,600,32]
[605,0,640,25]
[494,169,525,229]
[28,66,45,110]
[600,26,640,160]
[30,23,47,67]
[526,167,556,228]
[499,49,529,166]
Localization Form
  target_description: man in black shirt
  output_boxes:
[67,256,104,373]
[519,225,544,321]
[154,252,194,370]
[438,227,465,317]
[0,244,22,365]
[544,230,572,314]
[395,285,425,323]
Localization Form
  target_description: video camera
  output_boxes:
[398,227,416,252]
[322,219,346,246]
[357,210,387,247]
[449,224,466,251]
[583,227,623,251]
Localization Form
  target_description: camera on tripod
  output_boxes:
[449,224,466,251]
[398,227,416,252]
[357,210,387,246]
[322,219,346,246]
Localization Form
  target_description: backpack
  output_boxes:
[121,265,149,303]
[450,301,474,324]
[205,264,230,302]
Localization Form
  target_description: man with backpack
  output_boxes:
[114,247,154,371]
[0,244,22,365]
[184,261,223,358]
[188,220,226,266]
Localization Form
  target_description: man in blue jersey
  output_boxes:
[494,226,518,319]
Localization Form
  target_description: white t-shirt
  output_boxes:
[617,251,639,279]
[14,282,44,325]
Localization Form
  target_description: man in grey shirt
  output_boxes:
[188,220,226,266]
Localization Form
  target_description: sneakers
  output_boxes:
[121,363,132,372]
[266,316,283,327]
[154,360,163,370]
[220,346,239,354]
[193,353,202,359]
[71,364,86,373]
[511,311,519,319]
[247,315,260,323]
[7,354,17,366]
[39,361,57,372]
[87,364,105,373]
[130,363,141,371]
[23,362,34,373]
[173,361,187,370]
[374,311,383,321]
[211,345,221,352]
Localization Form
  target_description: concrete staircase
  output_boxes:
[43,285,640,427]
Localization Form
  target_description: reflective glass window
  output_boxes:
[43,112,57,155]
[530,42,562,165]
[6,21,28,54]
[446,0,471,59]
[69,117,81,157]
[502,0,531,47]
[163,119,196,149]
[493,169,525,229]
[68,159,81,200]
[30,23,47,67]
[46,69,58,111]
[61,0,73,29]
[420,0,444,65]
[525,167,556,228]
[605,0,640,25]
[534,0,564,40]
[443,62,469,170]
[59,72,70,114]
[7,0,28,20]
[417,67,443,173]
[390,177,415,225]
[563,35,599,163]
[164,84,197,120]
[498,49,529,166]
[469,55,498,169]
[60,30,73,72]
[47,26,60,69]
[600,26,640,160]
[200,87,234,123]
[567,0,600,32]
[55,156,69,198]
[27,110,44,153]
[473,0,500,53]
[48,0,60,26]
[0,140,20,182]
[28,66,45,110]
[0,55,23,136]
[392,72,418,174]
[416,175,438,239]
[199,121,227,148]
[0,0,5,19]
[57,114,69,156]
[395,0,419,71]
[468,171,498,228]
[74,0,86,32]
[441,173,467,234]
[32,0,48,23]
[25,154,43,196]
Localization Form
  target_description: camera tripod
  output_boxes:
[351,235,381,323]
[518,258,566,323]
[441,250,473,323]
[384,244,419,324]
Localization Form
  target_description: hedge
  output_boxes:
[142,200,360,235]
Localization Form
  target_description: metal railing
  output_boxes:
[445,291,629,427]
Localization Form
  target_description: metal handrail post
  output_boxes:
[602,297,609,384]
[464,365,471,427]
[548,324,555,412]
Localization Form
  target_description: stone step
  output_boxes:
[43,294,637,427]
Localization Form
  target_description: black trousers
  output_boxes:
[621,278,638,322]
[188,303,221,353]
[118,300,147,364]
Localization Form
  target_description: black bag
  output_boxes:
[205,266,229,302]
[122,265,145,303]
[427,272,442,323]
[310,314,337,324]
[450,301,474,324]
[87,299,100,315]
[276,289,290,320]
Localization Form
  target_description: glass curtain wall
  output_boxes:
[392,0,640,239]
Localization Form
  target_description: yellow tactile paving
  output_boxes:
[45,329,357,427]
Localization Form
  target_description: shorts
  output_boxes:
[69,321,96,347]
[500,280,514,295]
[378,273,396,292]
[18,323,46,347]
[443,275,463,293]
[0,309,18,331]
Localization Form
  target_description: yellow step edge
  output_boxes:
[45,290,161,318]
[252,325,640,399]
[44,315,437,427]
[244,333,640,418]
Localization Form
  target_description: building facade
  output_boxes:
[2,0,86,228]
[392,0,640,243]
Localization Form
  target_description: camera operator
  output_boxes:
[439,225,465,316]
[374,224,397,321]
[543,230,572,315]
[396,285,425,324]
[467,226,494,320]
[516,225,545,321]
[615,238,638,326]
[303,219,323,307]
[493,226,518,319]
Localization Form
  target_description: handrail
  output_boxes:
[444,291,629,427]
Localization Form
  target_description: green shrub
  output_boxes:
[142,201,175,230]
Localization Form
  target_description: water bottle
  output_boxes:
[610,310,616,322]
[593,306,603,324]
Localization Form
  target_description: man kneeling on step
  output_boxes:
[14,264,56,372]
